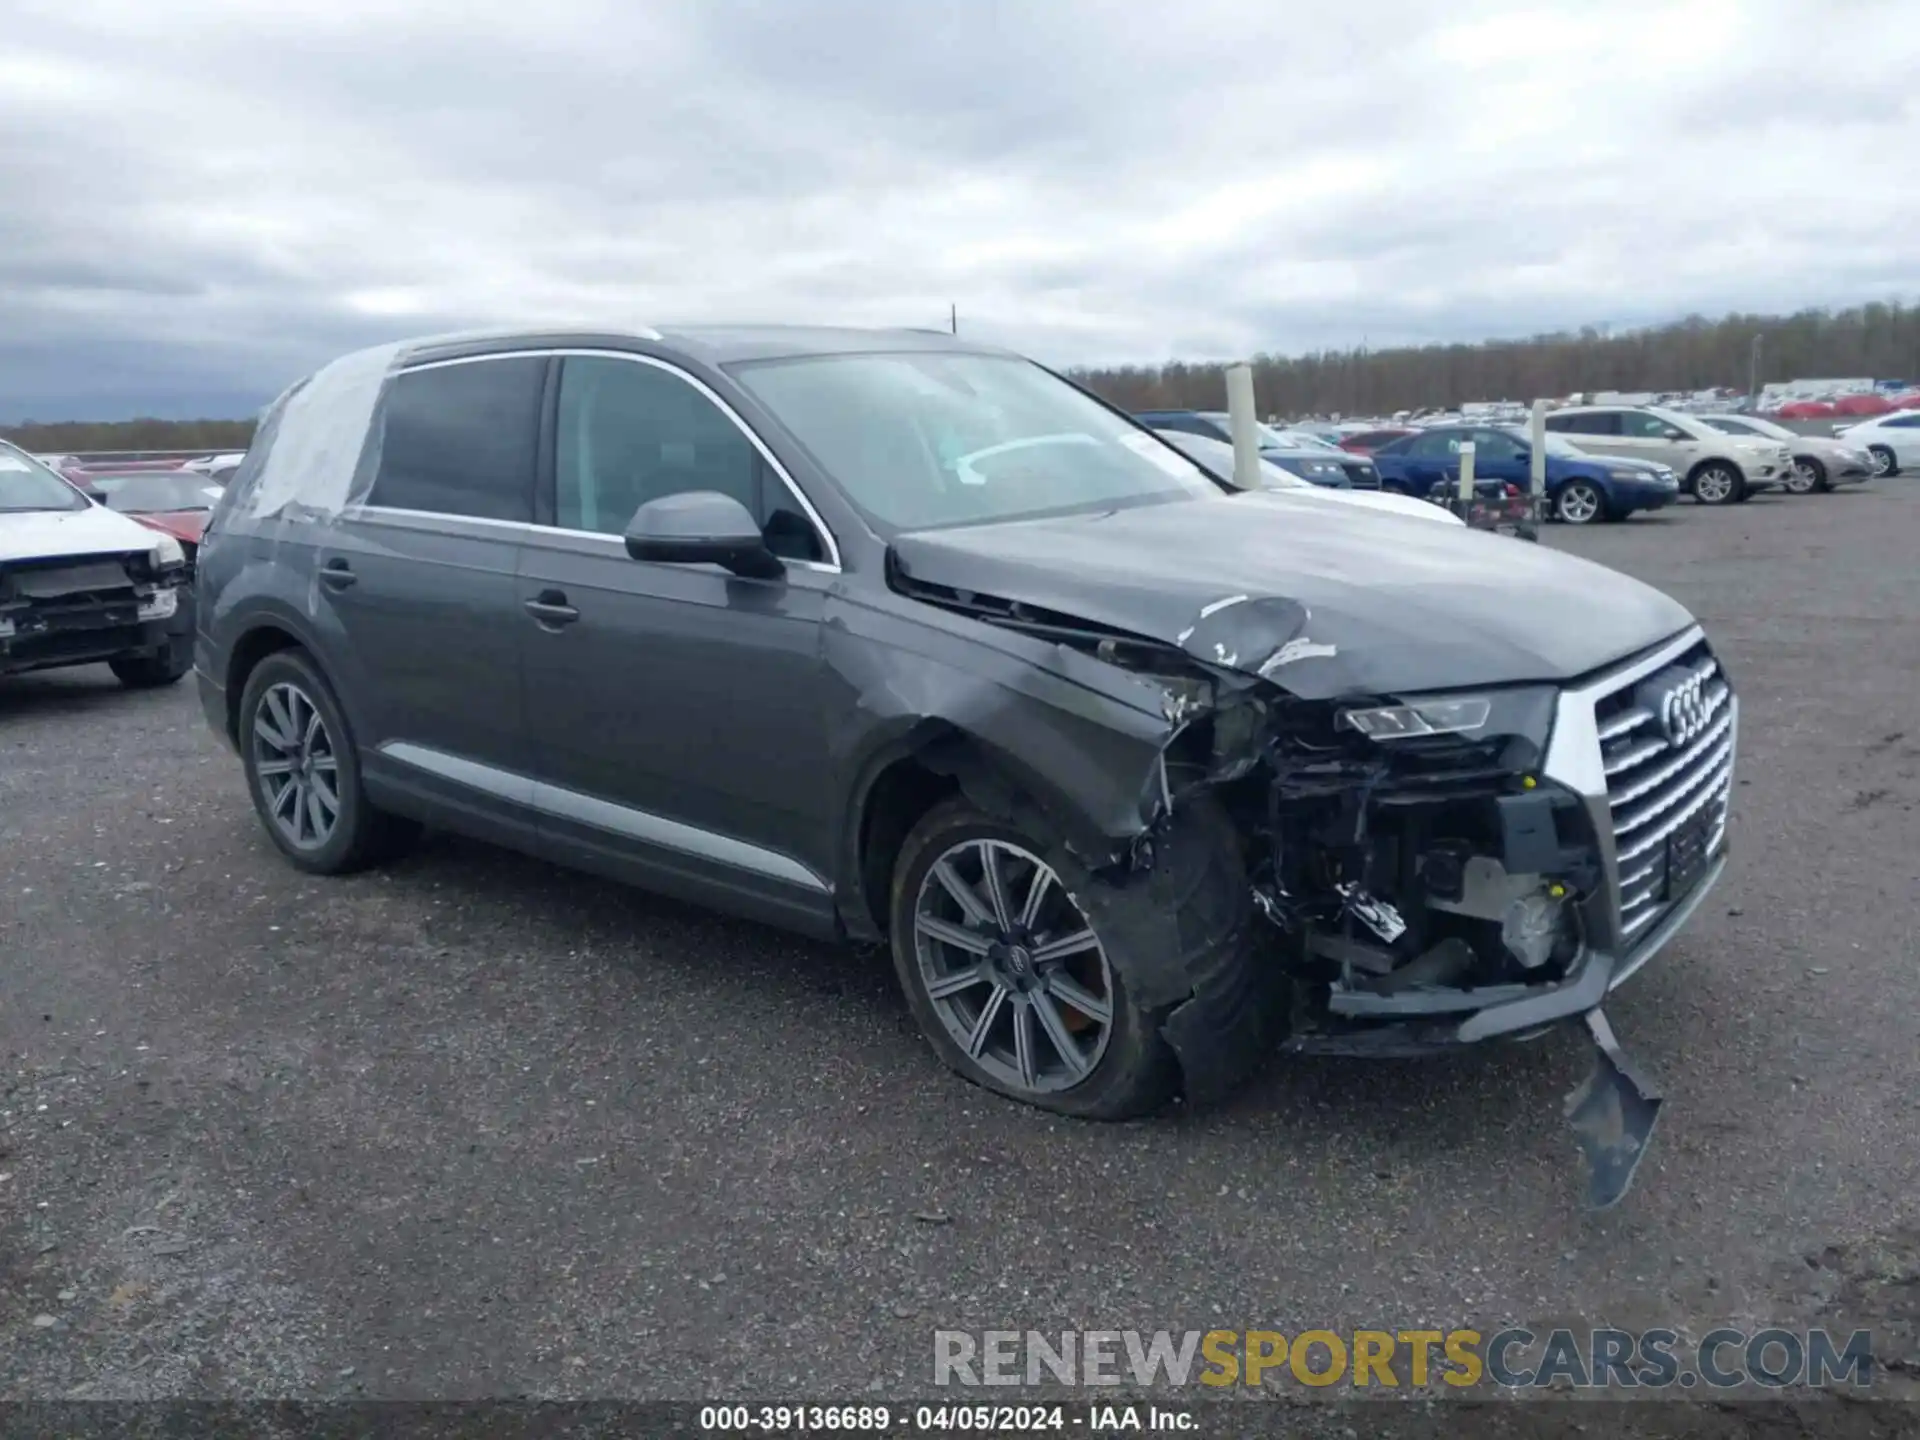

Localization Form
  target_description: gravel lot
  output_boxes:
[3,483,1917,1405]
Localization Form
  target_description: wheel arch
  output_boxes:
[837,719,1150,943]
[222,616,318,742]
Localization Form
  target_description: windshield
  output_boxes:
[0,444,89,514]
[733,352,1220,531]
[1703,415,1787,441]
[85,471,225,514]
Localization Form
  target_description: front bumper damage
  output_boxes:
[887,551,1732,1209]
[0,550,191,676]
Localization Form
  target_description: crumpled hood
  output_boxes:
[0,505,164,565]
[889,495,1695,699]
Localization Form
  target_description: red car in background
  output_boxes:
[1338,427,1414,454]
[73,469,225,559]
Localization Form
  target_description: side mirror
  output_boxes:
[623,491,783,580]
[82,487,109,505]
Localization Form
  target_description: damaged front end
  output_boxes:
[0,547,189,676]
[899,572,1734,1209]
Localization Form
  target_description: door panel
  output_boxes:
[516,532,836,925]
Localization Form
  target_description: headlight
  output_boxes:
[1606,469,1646,481]
[1337,686,1558,766]
[149,535,185,568]
[1343,698,1490,738]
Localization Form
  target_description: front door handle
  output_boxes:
[524,590,580,627]
[319,559,356,590]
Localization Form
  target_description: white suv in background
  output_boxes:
[1544,405,1791,505]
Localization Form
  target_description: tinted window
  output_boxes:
[369,358,544,522]
[554,356,825,562]
[1471,429,1526,461]
[1887,414,1920,429]
[1549,412,1623,436]
[1621,411,1683,439]
[1405,432,1458,459]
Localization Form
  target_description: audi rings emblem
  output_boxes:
[1651,669,1711,747]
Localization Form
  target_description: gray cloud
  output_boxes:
[2,0,1917,419]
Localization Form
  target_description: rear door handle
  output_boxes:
[524,590,580,627]
[319,559,356,590]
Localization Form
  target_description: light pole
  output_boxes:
[1749,333,1764,406]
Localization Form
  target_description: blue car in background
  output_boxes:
[1370,425,1681,524]
[1132,409,1380,488]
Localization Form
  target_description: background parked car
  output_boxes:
[1832,411,1920,476]
[1337,427,1413,454]
[1543,405,1790,504]
[1697,414,1873,492]
[1371,425,1678,524]
[1133,410,1380,487]
[77,470,226,561]
[1148,430,1461,524]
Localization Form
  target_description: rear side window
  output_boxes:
[1548,412,1622,436]
[1621,412,1682,439]
[369,357,545,522]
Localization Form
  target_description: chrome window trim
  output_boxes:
[383,347,843,571]
[380,741,828,892]
[345,506,838,576]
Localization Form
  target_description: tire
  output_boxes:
[238,648,419,874]
[1553,479,1606,525]
[109,636,191,689]
[1689,462,1742,505]
[887,795,1255,1119]
[1380,481,1410,496]
[1868,445,1898,478]
[1786,457,1824,494]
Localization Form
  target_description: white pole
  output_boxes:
[1226,364,1262,491]
[1457,441,1476,503]
[1529,398,1548,498]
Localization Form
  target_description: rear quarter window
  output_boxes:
[368,357,546,522]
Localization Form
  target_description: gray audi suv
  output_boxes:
[194,326,1736,1206]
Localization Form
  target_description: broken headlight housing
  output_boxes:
[1338,685,1557,771]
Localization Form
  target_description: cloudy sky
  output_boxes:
[5,0,1918,420]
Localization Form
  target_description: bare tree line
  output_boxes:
[1072,301,1920,418]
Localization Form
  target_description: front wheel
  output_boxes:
[887,797,1259,1119]
[1869,445,1898,478]
[1553,479,1605,525]
[1786,457,1824,494]
[238,649,419,874]
[1690,463,1742,505]
[109,638,191,689]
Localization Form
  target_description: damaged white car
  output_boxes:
[0,441,194,687]
[192,328,1735,1208]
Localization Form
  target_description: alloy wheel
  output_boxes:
[1786,461,1819,494]
[1694,466,1737,503]
[912,839,1114,1096]
[1870,446,1896,477]
[251,682,340,850]
[1557,482,1601,524]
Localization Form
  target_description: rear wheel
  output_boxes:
[1690,463,1741,505]
[238,649,419,874]
[1869,444,1898,478]
[1553,479,1605,525]
[1786,457,1824,494]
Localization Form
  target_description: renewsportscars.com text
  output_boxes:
[933,1328,1873,1390]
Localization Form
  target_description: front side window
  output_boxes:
[0,443,88,513]
[733,352,1219,533]
[553,356,826,562]
[1405,432,1457,459]
[369,357,545,522]
[1471,429,1526,462]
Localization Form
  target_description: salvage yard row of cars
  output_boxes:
[1138,402,1885,524]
